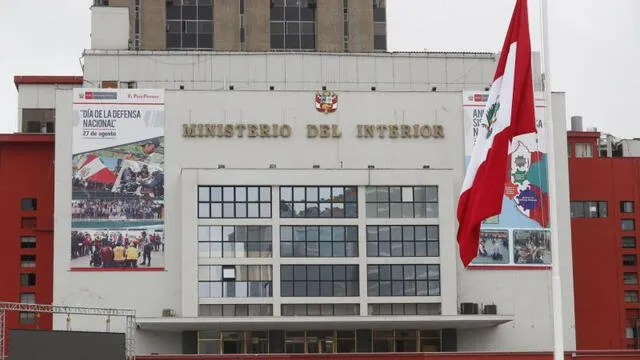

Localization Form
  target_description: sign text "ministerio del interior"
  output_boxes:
[182,123,445,139]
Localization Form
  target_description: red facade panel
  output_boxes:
[568,132,640,350]
[0,135,55,344]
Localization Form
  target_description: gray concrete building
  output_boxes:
[96,0,387,52]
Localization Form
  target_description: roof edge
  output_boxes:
[14,75,83,89]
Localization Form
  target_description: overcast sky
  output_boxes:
[1,0,638,137]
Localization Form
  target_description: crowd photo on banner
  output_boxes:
[71,136,166,270]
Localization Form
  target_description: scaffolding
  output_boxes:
[0,302,136,360]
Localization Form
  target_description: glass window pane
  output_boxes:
[211,187,222,201]
[260,203,271,218]
[247,203,259,217]
[199,187,210,201]
[211,203,222,218]
[199,203,210,218]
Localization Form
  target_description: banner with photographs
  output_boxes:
[462,92,551,266]
[71,89,165,271]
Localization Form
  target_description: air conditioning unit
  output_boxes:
[460,302,479,315]
[483,304,498,315]
[162,309,176,317]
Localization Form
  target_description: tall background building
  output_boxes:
[97,0,387,52]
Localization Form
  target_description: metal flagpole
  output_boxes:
[539,1,565,359]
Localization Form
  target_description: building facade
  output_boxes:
[568,127,640,349]
[45,45,577,355]
[96,0,386,52]
[0,134,55,348]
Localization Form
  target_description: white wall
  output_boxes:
[17,84,75,131]
[54,88,575,353]
[53,89,183,354]
[90,6,129,50]
[81,51,519,92]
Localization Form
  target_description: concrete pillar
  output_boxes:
[316,0,344,52]
[244,0,270,51]
[348,0,374,53]
[109,0,135,48]
[213,0,240,51]
[140,0,166,50]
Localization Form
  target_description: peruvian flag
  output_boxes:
[456,0,537,266]
[75,154,117,185]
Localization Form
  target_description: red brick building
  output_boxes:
[568,129,640,349]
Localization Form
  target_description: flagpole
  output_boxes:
[539,1,565,360]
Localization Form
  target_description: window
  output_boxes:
[367,264,440,296]
[166,0,213,50]
[367,225,439,257]
[198,265,272,298]
[281,265,359,297]
[625,291,639,303]
[240,0,246,50]
[21,198,37,211]
[623,237,637,249]
[20,236,37,249]
[199,304,273,317]
[281,304,359,316]
[623,255,637,266]
[20,273,36,286]
[622,219,636,231]
[21,217,37,229]
[280,226,358,257]
[621,201,635,213]
[270,0,316,51]
[366,186,438,218]
[198,226,272,258]
[575,143,593,158]
[373,0,386,51]
[198,186,272,218]
[20,255,36,268]
[19,312,36,325]
[368,303,441,316]
[20,293,36,304]
[624,273,638,285]
[626,327,638,340]
[120,81,137,89]
[280,186,357,218]
[569,201,607,218]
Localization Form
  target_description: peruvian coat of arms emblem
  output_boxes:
[314,90,338,114]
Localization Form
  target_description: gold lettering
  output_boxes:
[433,125,445,138]
[364,125,375,138]
[280,124,292,137]
[183,124,196,137]
[331,125,342,138]
[235,124,246,137]
[197,124,204,137]
[420,125,432,138]
[376,125,388,138]
[223,125,234,137]
[401,125,411,138]
[319,125,330,138]
[413,125,420,138]
[389,125,399,138]
[307,125,318,138]
[204,124,216,137]
[214,124,222,137]
[260,124,271,137]
[272,124,279,138]
[248,124,259,137]
[357,125,363,138]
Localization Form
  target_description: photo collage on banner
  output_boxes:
[462,92,551,266]
[71,89,165,270]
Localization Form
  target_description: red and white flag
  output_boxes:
[75,154,117,185]
[457,0,537,266]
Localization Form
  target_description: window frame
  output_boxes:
[280,265,360,297]
[367,264,440,297]
[280,225,359,257]
[621,201,635,213]
[198,186,272,219]
[198,225,273,258]
[21,198,37,211]
[365,186,438,219]
[279,186,358,219]
[366,225,439,257]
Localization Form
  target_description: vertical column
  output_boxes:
[357,185,368,315]
[438,176,458,315]
[244,0,270,51]
[109,0,136,47]
[347,0,374,52]
[140,0,166,50]
[181,169,199,317]
[213,0,240,51]
[316,0,344,52]
[271,186,281,316]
